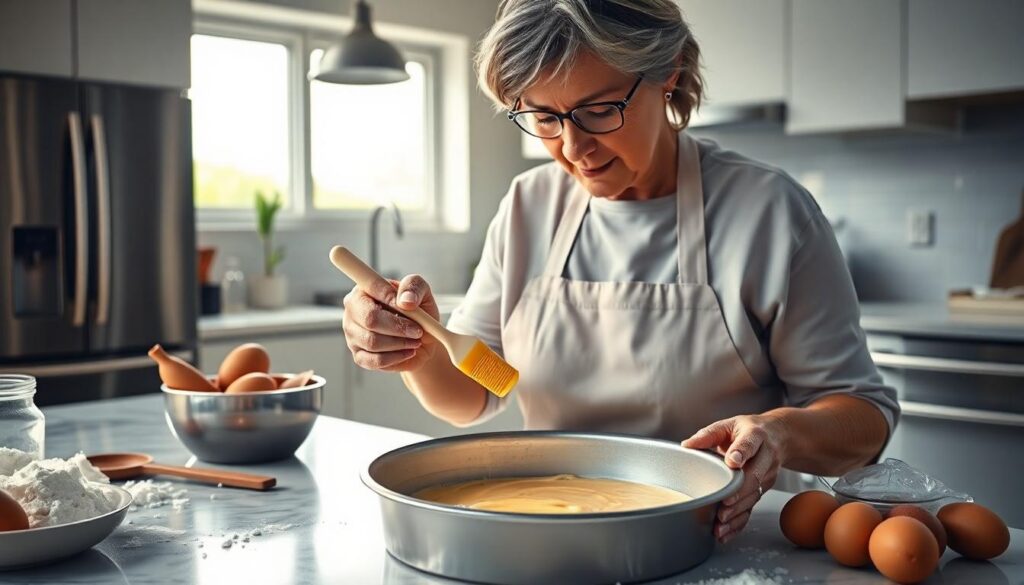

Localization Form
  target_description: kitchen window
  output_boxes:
[190,8,466,231]
[191,33,292,211]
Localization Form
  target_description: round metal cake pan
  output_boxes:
[362,431,742,585]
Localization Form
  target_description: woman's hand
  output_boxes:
[342,274,440,372]
[681,414,788,544]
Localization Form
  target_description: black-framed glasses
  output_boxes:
[507,76,644,139]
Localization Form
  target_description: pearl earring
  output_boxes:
[664,91,673,101]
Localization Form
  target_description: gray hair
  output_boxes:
[476,0,704,130]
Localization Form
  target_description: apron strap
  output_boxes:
[676,132,709,284]
[543,184,591,277]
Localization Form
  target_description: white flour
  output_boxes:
[0,449,119,528]
[123,480,189,511]
[679,568,788,585]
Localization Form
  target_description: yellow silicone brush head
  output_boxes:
[458,341,519,398]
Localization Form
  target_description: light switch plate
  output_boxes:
[907,210,934,247]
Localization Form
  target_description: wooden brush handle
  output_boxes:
[329,246,452,345]
[141,462,276,490]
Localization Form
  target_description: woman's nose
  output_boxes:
[560,121,595,163]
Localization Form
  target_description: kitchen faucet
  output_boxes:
[369,202,404,277]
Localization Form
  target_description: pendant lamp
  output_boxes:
[312,0,410,85]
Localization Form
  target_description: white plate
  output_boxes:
[0,484,132,570]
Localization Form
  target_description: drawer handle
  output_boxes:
[871,352,1024,377]
[899,400,1024,428]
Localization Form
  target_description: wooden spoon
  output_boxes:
[279,370,315,389]
[87,452,276,490]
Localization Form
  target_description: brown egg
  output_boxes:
[0,489,29,532]
[780,490,840,549]
[217,343,271,389]
[869,516,939,584]
[225,372,277,394]
[937,502,1010,560]
[824,502,883,567]
[888,504,947,556]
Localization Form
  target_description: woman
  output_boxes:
[341,0,898,543]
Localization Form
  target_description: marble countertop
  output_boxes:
[199,295,465,341]
[5,395,1023,584]
[859,302,1024,342]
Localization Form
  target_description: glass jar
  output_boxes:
[221,256,247,314]
[0,375,45,459]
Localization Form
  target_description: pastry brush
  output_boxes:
[329,246,518,398]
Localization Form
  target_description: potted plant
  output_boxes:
[249,190,288,309]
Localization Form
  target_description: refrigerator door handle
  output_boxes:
[68,112,88,327]
[0,350,194,377]
[91,114,111,326]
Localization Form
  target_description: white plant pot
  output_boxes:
[249,275,288,309]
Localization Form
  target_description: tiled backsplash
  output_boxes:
[693,103,1024,301]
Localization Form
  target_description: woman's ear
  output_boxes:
[663,55,684,94]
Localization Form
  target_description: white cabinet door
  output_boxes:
[907,0,1024,99]
[676,0,785,107]
[350,368,525,438]
[200,332,352,420]
[787,0,903,134]
[76,0,191,88]
[0,0,74,77]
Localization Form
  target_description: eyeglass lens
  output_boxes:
[515,104,624,139]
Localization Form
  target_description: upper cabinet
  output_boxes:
[0,0,190,89]
[677,0,786,107]
[0,0,74,77]
[77,0,191,89]
[907,0,1024,99]
[787,0,904,134]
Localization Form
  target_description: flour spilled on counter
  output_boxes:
[123,479,189,511]
[112,525,187,549]
[0,448,120,528]
[677,568,788,585]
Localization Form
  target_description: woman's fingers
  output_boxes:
[346,288,423,339]
[717,511,751,544]
[351,348,417,370]
[681,419,735,451]
[722,425,766,469]
[396,274,439,318]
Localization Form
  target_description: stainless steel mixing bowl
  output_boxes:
[162,375,323,464]
[363,431,743,584]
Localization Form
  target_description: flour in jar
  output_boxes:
[0,448,120,528]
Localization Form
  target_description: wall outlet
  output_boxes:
[907,210,934,247]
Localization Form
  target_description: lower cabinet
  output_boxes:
[201,330,524,437]
[348,368,525,438]
[867,333,1024,528]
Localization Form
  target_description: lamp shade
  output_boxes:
[312,1,410,85]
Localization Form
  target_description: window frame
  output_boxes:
[191,20,306,225]
[192,13,449,232]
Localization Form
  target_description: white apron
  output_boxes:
[502,132,781,441]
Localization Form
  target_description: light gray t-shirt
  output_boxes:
[448,136,899,434]
[566,194,679,283]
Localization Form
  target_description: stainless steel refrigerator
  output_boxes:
[0,74,196,406]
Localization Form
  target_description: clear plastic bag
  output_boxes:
[818,458,972,513]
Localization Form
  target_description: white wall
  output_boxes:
[198,0,538,301]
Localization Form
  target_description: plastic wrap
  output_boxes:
[820,458,972,513]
